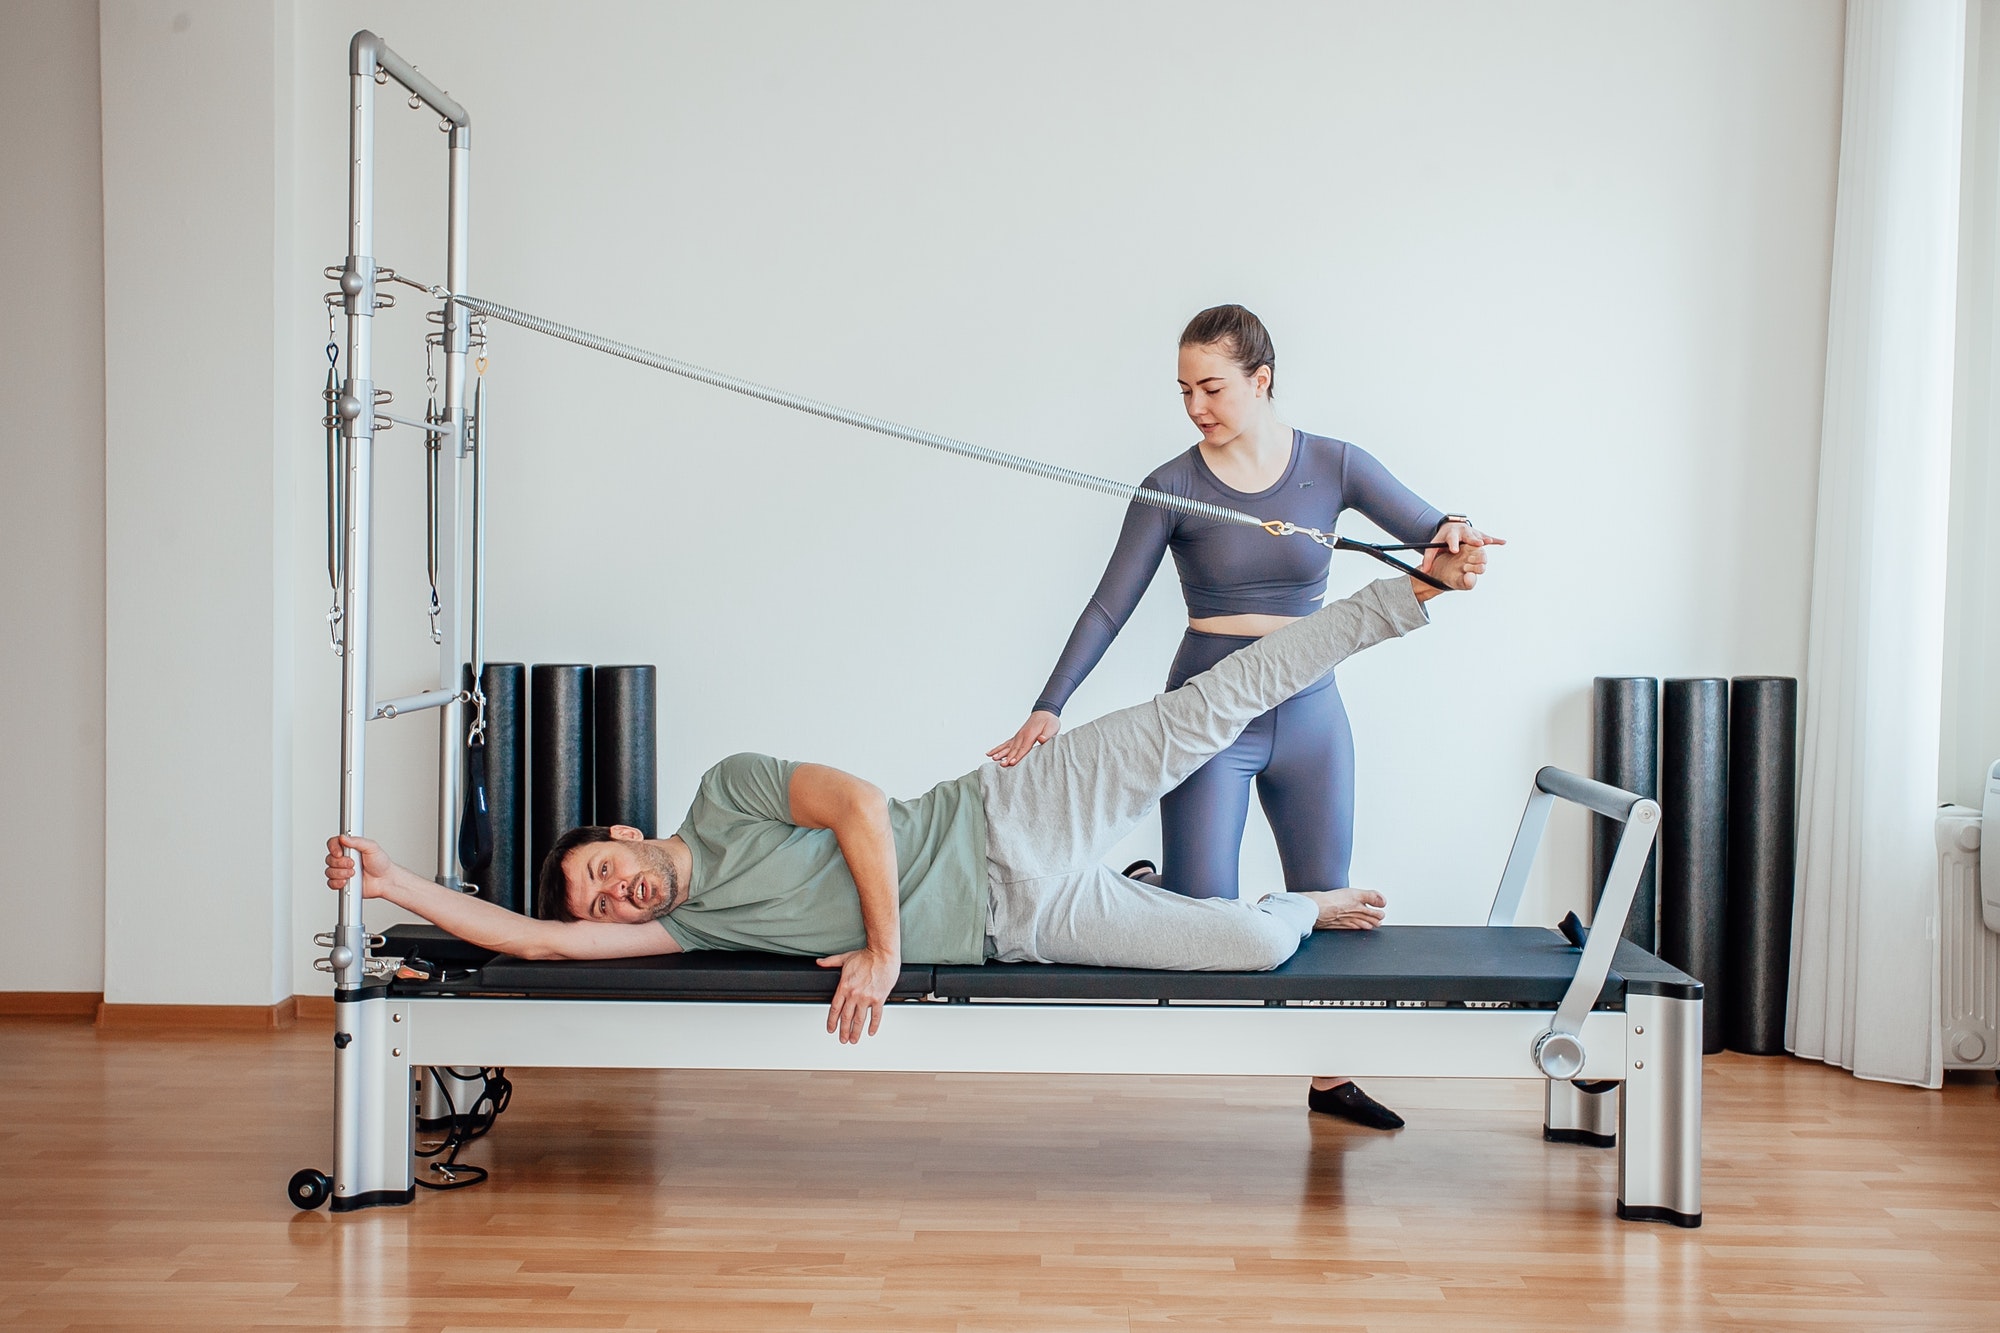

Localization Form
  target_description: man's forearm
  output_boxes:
[376,868,553,957]
[831,802,902,959]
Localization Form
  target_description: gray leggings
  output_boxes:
[977,577,1428,970]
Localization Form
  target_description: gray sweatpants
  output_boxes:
[977,577,1430,970]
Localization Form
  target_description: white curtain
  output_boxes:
[1788,0,1967,1088]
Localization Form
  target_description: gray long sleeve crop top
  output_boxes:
[1032,430,1447,717]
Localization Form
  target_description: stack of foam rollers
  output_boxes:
[1590,675,1797,1055]
[467,663,657,917]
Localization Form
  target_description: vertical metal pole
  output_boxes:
[332,33,414,1214]
[434,123,473,887]
[326,29,470,1212]
[470,378,487,679]
[334,49,378,992]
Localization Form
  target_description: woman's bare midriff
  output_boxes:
[1187,612,1301,638]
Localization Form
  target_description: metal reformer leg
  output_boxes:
[331,992,414,1211]
[1544,1078,1618,1148]
[1615,992,1703,1227]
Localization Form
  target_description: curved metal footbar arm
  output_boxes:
[1483,765,1661,1079]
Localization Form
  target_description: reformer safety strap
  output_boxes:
[449,294,1452,590]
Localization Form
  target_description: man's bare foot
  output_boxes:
[1298,887,1387,930]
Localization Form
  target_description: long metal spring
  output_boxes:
[449,295,1268,531]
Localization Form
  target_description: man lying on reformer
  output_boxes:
[325,543,1486,1046]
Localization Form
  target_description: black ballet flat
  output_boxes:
[1121,860,1158,880]
[1307,1081,1405,1130]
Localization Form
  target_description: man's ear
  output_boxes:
[608,825,644,842]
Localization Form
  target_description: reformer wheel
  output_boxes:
[287,1167,331,1211]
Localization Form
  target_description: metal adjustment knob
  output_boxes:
[1534,1029,1586,1080]
[327,944,355,971]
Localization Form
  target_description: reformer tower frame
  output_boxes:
[322,29,474,1210]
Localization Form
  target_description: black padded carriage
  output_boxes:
[382,923,1699,1008]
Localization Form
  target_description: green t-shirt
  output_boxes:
[659,753,990,965]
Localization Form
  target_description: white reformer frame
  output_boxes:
[314,32,1701,1227]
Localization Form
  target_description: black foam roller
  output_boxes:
[594,665,658,836]
[530,664,594,916]
[1661,678,1729,1053]
[478,662,527,914]
[1592,676,1659,949]
[1724,676,1798,1055]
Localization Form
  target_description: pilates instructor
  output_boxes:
[988,305,1501,1130]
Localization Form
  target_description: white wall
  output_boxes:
[1943,0,2000,809]
[100,0,298,1005]
[0,2,1849,1000]
[280,0,1843,989]
[0,1,107,993]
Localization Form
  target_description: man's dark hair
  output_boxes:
[1180,304,1277,399]
[534,825,615,922]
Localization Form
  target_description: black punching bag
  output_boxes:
[530,664,594,916]
[1592,676,1659,948]
[1724,676,1798,1055]
[478,662,527,914]
[594,665,657,836]
[1661,678,1729,1053]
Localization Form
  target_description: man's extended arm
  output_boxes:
[325,836,681,961]
[788,763,902,1043]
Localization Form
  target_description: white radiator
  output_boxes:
[1939,791,1998,1070]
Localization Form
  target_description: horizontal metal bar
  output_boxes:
[351,31,468,127]
[370,688,463,720]
[1535,766,1646,822]
[377,411,445,434]
[452,294,1269,530]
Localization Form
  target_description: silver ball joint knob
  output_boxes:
[327,944,355,971]
[1534,1029,1586,1080]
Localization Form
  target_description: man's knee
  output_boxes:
[1238,911,1305,972]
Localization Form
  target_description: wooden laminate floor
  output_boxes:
[1,1018,1996,1331]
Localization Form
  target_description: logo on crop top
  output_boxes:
[1299,481,1313,488]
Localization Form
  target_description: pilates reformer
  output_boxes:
[296,31,1701,1227]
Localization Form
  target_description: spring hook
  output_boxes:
[425,393,443,644]
[323,320,346,657]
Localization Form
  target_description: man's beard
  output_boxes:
[634,840,681,921]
